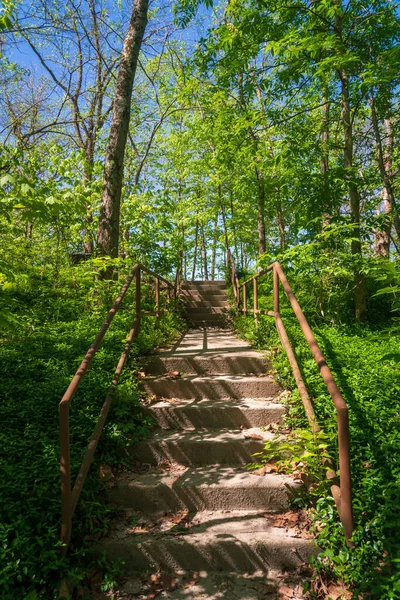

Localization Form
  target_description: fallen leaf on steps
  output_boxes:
[251,462,277,476]
[251,466,267,476]
[244,432,264,440]
[165,370,181,378]
[149,573,177,592]
[184,572,200,588]
[278,584,295,598]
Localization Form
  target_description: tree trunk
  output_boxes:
[254,166,266,255]
[192,220,199,281]
[238,74,266,257]
[369,98,399,255]
[97,0,148,262]
[219,185,230,267]
[321,81,330,227]
[211,216,218,280]
[334,2,367,321]
[229,189,239,260]
[83,138,95,254]
[276,196,285,250]
[201,225,208,280]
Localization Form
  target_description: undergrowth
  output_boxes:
[235,312,400,599]
[0,265,184,599]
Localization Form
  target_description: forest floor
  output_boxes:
[0,274,184,600]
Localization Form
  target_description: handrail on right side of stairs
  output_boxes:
[227,251,354,545]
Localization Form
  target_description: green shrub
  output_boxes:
[0,268,184,598]
[235,313,400,598]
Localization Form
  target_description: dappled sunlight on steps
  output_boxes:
[93,311,316,597]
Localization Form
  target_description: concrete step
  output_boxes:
[106,466,299,512]
[126,428,274,466]
[115,571,304,600]
[181,280,226,290]
[188,314,228,324]
[181,290,228,298]
[94,510,316,573]
[144,349,269,375]
[184,299,229,308]
[182,293,228,300]
[185,306,228,315]
[168,329,252,352]
[140,398,285,429]
[141,374,281,400]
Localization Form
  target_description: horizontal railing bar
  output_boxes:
[274,262,347,412]
[239,264,274,288]
[275,313,337,477]
[241,308,275,317]
[140,310,168,316]
[71,316,140,514]
[140,265,174,287]
[59,264,139,409]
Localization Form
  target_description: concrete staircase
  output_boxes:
[181,280,230,327]
[95,284,316,597]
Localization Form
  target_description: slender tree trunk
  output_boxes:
[83,138,95,254]
[321,81,330,227]
[383,119,400,243]
[238,73,266,257]
[254,166,266,255]
[369,98,399,254]
[25,221,33,239]
[192,220,199,281]
[219,185,230,267]
[201,225,208,280]
[334,2,367,321]
[97,0,148,262]
[276,196,285,250]
[211,215,218,280]
[229,189,239,260]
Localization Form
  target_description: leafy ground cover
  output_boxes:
[235,312,400,599]
[0,266,184,599]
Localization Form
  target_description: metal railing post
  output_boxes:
[155,276,160,319]
[253,278,258,323]
[273,264,279,314]
[135,267,141,336]
[337,407,354,542]
[60,402,71,550]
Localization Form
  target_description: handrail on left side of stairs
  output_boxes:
[59,261,181,552]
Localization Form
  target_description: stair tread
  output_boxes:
[136,427,276,443]
[144,374,276,383]
[118,571,304,599]
[110,510,313,539]
[113,466,298,490]
[147,397,283,409]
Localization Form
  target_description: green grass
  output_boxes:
[235,313,400,599]
[0,274,184,599]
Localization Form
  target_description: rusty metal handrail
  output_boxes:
[235,260,354,543]
[59,264,177,550]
